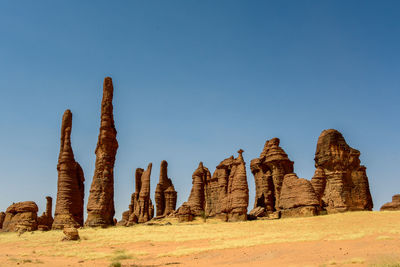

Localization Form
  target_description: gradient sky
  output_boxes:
[1,1,399,219]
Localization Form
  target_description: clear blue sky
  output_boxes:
[1,1,399,218]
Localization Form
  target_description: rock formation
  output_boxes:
[62,227,80,241]
[310,168,326,207]
[155,160,177,217]
[250,138,294,214]
[119,164,154,226]
[212,149,249,221]
[184,162,211,216]
[380,194,400,211]
[278,173,320,217]
[38,196,53,230]
[0,212,5,229]
[2,201,38,232]
[177,203,194,222]
[53,110,85,230]
[314,129,373,212]
[86,77,119,227]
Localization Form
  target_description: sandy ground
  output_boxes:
[1,212,400,266]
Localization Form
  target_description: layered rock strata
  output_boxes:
[155,160,177,217]
[278,173,320,217]
[212,149,249,221]
[380,194,400,211]
[119,164,154,226]
[314,129,373,213]
[38,196,53,230]
[250,138,294,214]
[86,77,119,227]
[53,109,85,229]
[185,162,211,216]
[2,201,38,232]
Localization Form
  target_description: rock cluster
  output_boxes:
[380,194,400,211]
[250,138,294,215]
[86,77,119,227]
[155,161,177,217]
[278,174,319,217]
[38,196,53,230]
[314,129,373,212]
[53,110,85,230]
[2,201,38,232]
[118,164,154,226]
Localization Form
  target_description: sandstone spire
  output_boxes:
[52,110,85,229]
[38,196,54,230]
[86,77,119,227]
[155,160,177,217]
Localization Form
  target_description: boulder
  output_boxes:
[278,173,319,217]
[86,77,119,227]
[53,110,85,229]
[380,194,400,211]
[62,227,80,241]
[177,203,194,223]
[2,201,38,232]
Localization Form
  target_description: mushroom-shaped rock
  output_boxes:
[278,173,319,218]
[380,195,400,211]
[2,201,38,232]
[314,129,373,213]
[86,77,119,227]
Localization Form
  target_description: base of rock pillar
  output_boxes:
[280,206,318,218]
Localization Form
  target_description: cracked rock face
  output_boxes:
[86,77,119,227]
[53,110,85,229]
[212,150,249,222]
[380,194,400,211]
[2,201,38,232]
[155,160,177,217]
[250,138,294,214]
[314,129,373,213]
[278,173,320,217]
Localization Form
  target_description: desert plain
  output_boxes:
[1,211,400,267]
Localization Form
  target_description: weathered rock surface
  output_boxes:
[0,212,5,229]
[212,149,249,221]
[2,201,38,232]
[380,194,400,211]
[177,203,194,222]
[185,162,211,216]
[155,160,177,217]
[53,110,85,229]
[314,129,373,213]
[119,164,154,226]
[278,173,319,217]
[86,77,119,227]
[38,196,53,230]
[250,138,294,213]
[310,167,326,207]
[62,227,80,241]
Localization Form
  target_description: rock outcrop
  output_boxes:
[2,201,38,232]
[0,212,5,229]
[177,203,194,222]
[86,77,119,227]
[155,160,177,217]
[184,162,211,216]
[119,164,154,226]
[212,149,249,221]
[53,110,85,230]
[38,196,53,230]
[250,138,294,214]
[314,129,373,213]
[278,173,320,217]
[380,194,400,211]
